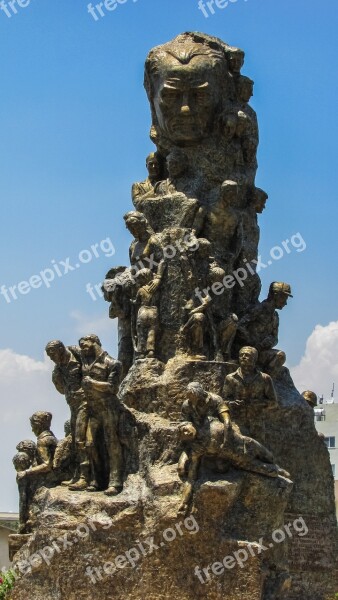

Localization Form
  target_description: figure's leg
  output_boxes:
[136,314,147,357]
[75,404,90,487]
[61,408,78,486]
[178,451,189,479]
[18,482,29,533]
[146,312,158,357]
[225,430,290,479]
[178,453,200,515]
[70,415,98,491]
[220,314,238,360]
[103,407,124,496]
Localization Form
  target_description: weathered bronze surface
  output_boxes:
[10,32,337,600]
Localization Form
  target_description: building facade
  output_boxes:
[314,397,338,518]
[0,513,19,569]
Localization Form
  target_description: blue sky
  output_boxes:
[1,0,338,511]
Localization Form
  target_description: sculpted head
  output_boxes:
[124,211,152,240]
[222,113,237,140]
[79,334,102,358]
[13,452,31,472]
[302,390,318,408]
[145,33,232,144]
[187,381,207,406]
[146,152,162,179]
[135,268,153,288]
[253,188,268,214]
[45,340,67,365]
[226,47,245,74]
[166,148,188,179]
[221,180,239,206]
[239,346,258,371]
[30,411,52,436]
[237,76,254,103]
[16,439,36,461]
[268,282,293,309]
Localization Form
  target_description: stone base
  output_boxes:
[10,468,292,600]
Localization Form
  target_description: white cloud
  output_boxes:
[0,349,69,513]
[291,321,338,398]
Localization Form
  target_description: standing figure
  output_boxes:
[46,340,89,490]
[79,335,124,496]
[180,295,212,360]
[13,440,36,533]
[232,187,268,317]
[103,267,135,378]
[131,262,165,359]
[203,180,243,267]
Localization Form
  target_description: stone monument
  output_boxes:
[9,32,337,600]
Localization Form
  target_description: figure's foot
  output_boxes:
[104,485,122,497]
[69,477,88,491]
[147,351,155,358]
[86,483,99,492]
[277,466,291,479]
[61,477,77,487]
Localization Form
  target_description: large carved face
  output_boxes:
[152,56,222,144]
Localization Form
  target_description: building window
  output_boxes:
[332,464,336,478]
[314,409,325,421]
[324,437,336,449]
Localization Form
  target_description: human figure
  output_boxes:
[79,335,123,496]
[16,412,57,482]
[53,420,73,479]
[178,381,288,514]
[103,267,135,378]
[154,148,189,196]
[302,390,318,409]
[232,187,268,317]
[236,75,258,141]
[180,295,212,360]
[131,262,165,358]
[223,346,278,442]
[132,152,163,208]
[226,47,245,76]
[123,211,154,266]
[13,440,36,533]
[46,340,89,490]
[203,180,243,265]
[235,283,293,375]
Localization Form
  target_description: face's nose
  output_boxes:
[180,93,191,114]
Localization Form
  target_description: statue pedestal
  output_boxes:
[10,467,293,600]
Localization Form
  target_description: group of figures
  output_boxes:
[14,336,126,533]
[13,32,301,532]
[102,32,293,376]
[11,32,336,600]
[104,206,293,377]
